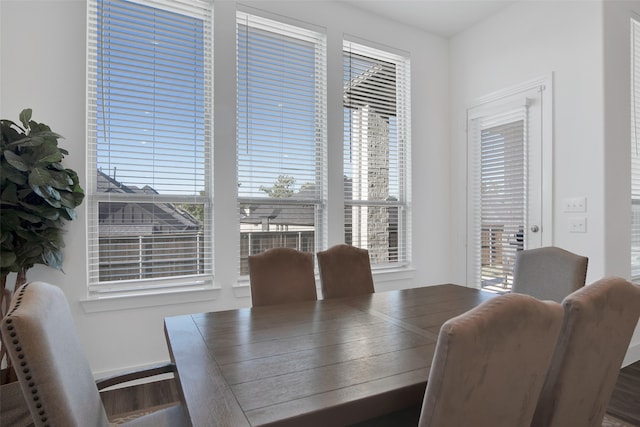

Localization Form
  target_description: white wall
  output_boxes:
[450,0,605,283]
[0,0,451,375]
[450,0,640,366]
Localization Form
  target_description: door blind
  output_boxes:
[469,107,527,289]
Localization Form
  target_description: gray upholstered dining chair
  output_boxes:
[531,277,640,427]
[417,293,564,427]
[316,244,375,299]
[0,281,187,427]
[248,247,317,307]
[511,246,588,302]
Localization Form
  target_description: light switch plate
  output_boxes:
[563,196,586,213]
[569,216,587,233]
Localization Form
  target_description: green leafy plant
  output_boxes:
[1,109,84,382]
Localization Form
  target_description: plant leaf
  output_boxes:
[4,150,30,171]
[31,185,61,206]
[0,251,16,268]
[37,205,61,221]
[73,191,85,205]
[19,109,32,129]
[45,185,61,201]
[29,130,61,140]
[59,191,76,208]
[14,241,43,259]
[1,120,23,139]
[28,166,52,187]
[33,143,64,165]
[15,210,42,223]
[18,135,47,148]
[2,163,27,185]
[42,248,63,270]
[0,232,12,246]
[28,121,52,134]
[5,135,46,149]
[67,207,77,220]
[0,210,20,226]
[48,169,73,189]
[1,182,18,204]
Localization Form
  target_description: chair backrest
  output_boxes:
[531,277,640,427]
[418,293,564,427]
[0,282,109,427]
[248,247,317,307]
[316,244,374,299]
[512,246,588,302]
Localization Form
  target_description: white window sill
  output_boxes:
[80,287,221,313]
[232,280,252,298]
[372,266,416,282]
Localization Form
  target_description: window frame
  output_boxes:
[235,10,328,277]
[342,39,412,270]
[86,0,214,298]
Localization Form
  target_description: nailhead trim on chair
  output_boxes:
[3,283,50,426]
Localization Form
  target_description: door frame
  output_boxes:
[465,74,553,289]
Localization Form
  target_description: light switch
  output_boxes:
[569,217,587,233]
[563,197,587,213]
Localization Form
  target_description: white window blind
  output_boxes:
[468,107,527,290]
[343,41,411,268]
[87,0,213,296]
[236,12,327,276]
[631,18,640,279]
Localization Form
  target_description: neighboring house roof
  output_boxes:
[241,204,315,227]
[239,179,397,228]
[97,169,201,232]
[240,186,316,227]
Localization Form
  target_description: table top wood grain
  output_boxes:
[164,284,496,427]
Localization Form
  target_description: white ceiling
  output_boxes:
[340,0,517,38]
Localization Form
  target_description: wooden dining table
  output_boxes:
[164,284,497,427]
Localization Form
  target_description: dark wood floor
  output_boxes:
[607,360,640,426]
[101,377,181,418]
[101,360,640,425]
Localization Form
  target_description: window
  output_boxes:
[632,18,640,279]
[87,0,213,296]
[236,12,327,276]
[343,41,411,268]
